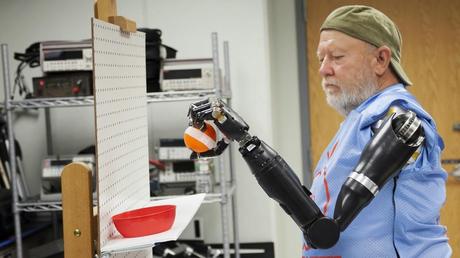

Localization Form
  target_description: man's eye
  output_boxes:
[318,58,324,64]
[333,55,344,60]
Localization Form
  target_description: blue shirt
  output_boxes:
[303,84,452,258]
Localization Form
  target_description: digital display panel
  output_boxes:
[50,159,72,166]
[44,50,83,61]
[163,69,202,80]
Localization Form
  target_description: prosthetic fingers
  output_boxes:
[185,98,424,249]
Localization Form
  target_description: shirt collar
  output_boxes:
[354,83,406,113]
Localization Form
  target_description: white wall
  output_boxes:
[268,0,303,257]
[0,0,303,256]
[138,0,278,244]
[0,0,96,194]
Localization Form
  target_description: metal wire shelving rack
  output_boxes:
[1,32,240,258]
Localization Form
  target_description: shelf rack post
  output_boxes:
[212,33,231,258]
[223,41,240,258]
[2,43,23,258]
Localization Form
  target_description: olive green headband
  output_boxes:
[320,5,412,86]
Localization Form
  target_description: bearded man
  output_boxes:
[304,5,452,258]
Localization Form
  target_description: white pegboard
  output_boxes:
[92,18,151,258]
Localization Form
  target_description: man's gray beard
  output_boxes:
[323,76,379,116]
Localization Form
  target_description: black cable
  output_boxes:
[12,42,40,99]
[12,61,27,98]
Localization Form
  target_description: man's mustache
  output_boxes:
[322,79,341,89]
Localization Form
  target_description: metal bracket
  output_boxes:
[453,123,460,132]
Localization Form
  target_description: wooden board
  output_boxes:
[61,163,94,258]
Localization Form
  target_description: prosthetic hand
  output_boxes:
[185,97,249,159]
[186,98,424,249]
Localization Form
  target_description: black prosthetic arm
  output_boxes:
[187,98,339,248]
[187,98,424,250]
[239,136,340,249]
[334,110,425,231]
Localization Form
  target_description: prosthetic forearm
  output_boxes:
[187,98,424,249]
[239,136,340,248]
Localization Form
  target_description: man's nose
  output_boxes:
[319,59,334,77]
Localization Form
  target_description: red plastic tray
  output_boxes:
[112,205,176,238]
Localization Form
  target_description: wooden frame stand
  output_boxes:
[61,163,96,258]
[94,0,137,32]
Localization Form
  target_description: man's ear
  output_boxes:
[374,46,392,76]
